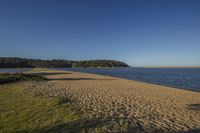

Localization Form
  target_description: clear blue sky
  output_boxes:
[0,0,200,67]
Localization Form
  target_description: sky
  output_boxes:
[0,0,200,67]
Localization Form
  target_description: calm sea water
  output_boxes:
[57,68,200,92]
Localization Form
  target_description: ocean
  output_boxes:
[57,68,200,92]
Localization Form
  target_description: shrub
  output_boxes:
[0,74,46,84]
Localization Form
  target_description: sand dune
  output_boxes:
[27,69,200,132]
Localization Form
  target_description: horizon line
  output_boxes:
[1,56,200,68]
[133,66,200,68]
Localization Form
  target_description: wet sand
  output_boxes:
[27,69,200,132]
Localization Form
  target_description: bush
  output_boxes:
[0,74,46,84]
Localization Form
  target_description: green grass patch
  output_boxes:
[0,83,84,133]
[0,74,46,84]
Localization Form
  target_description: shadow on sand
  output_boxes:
[47,78,116,81]
[33,72,116,81]
[32,72,72,76]
[187,103,200,111]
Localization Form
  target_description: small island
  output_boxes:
[0,57,129,68]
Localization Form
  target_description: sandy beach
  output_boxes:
[26,69,200,132]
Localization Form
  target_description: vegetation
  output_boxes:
[0,83,84,133]
[0,74,107,132]
[72,60,128,68]
[0,74,46,84]
[0,57,129,68]
[0,57,72,68]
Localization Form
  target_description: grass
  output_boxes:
[0,73,108,132]
[0,74,46,84]
[0,83,84,133]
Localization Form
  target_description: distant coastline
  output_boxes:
[0,57,129,68]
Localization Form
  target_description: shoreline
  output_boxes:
[53,68,200,93]
[26,68,200,132]
[28,68,200,95]
[1,67,199,93]
[76,70,200,93]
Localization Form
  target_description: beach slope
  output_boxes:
[27,69,200,132]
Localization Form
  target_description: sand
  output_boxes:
[27,69,200,132]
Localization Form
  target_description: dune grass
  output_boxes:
[0,74,46,84]
[0,83,84,133]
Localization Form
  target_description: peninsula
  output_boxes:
[0,57,129,68]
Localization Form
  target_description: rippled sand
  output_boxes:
[27,69,200,132]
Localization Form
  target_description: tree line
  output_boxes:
[0,57,129,68]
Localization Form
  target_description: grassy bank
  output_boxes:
[0,74,46,84]
[0,83,85,133]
